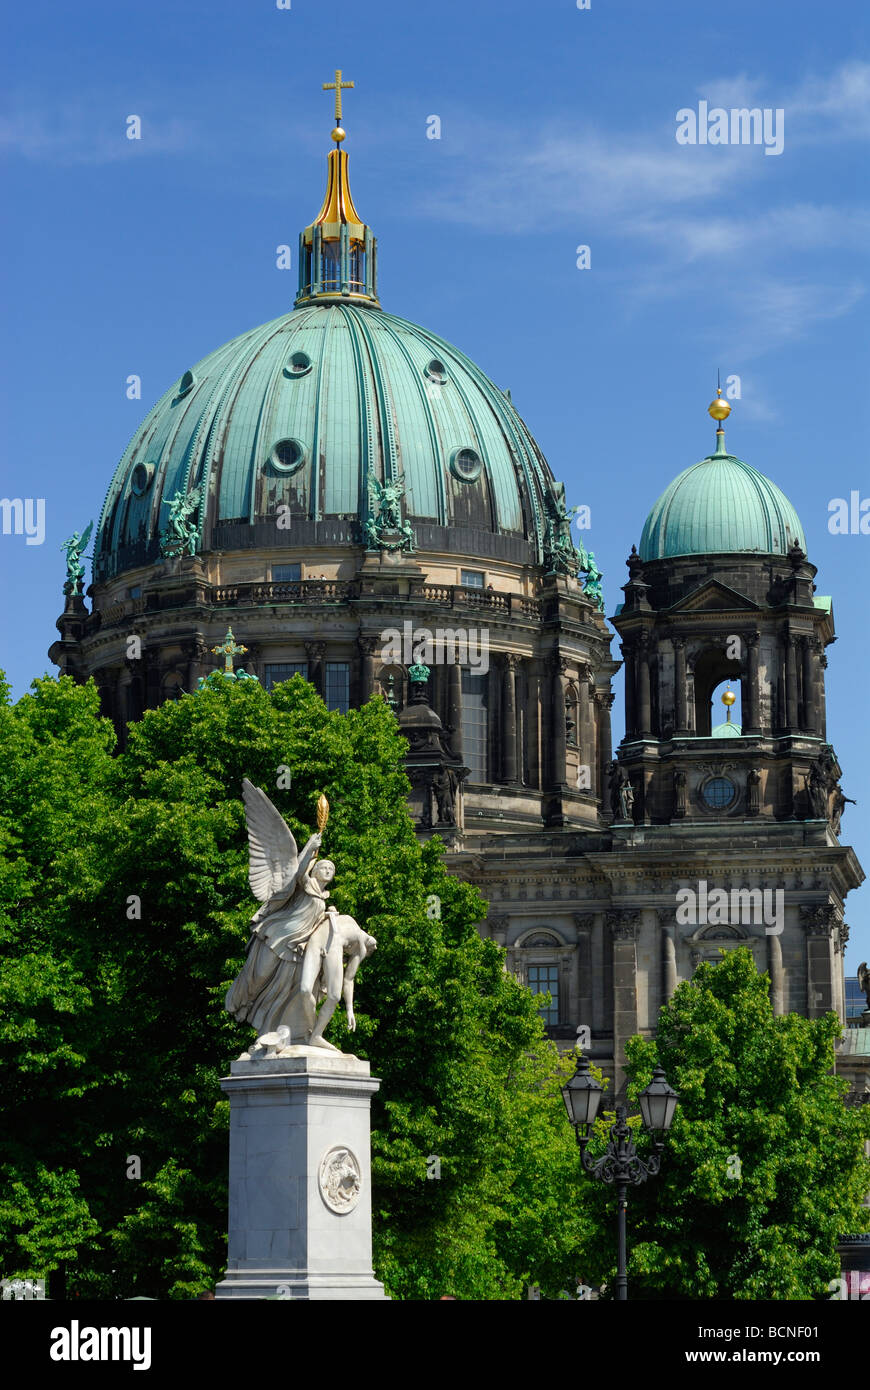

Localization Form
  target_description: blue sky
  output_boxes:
[2,0,868,970]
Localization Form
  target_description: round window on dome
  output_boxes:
[449,447,482,483]
[284,351,313,378]
[177,370,196,398]
[700,776,736,811]
[131,462,154,497]
[269,438,307,475]
[425,359,447,385]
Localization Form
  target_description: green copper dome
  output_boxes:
[94,302,566,580]
[638,432,806,561]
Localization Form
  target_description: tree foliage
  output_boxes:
[0,672,584,1299]
[577,948,870,1299]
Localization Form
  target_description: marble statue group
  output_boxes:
[225,779,376,1056]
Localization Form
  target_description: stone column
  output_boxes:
[674,636,688,736]
[637,633,652,736]
[768,931,785,1016]
[216,1054,387,1301]
[447,660,463,761]
[184,638,208,693]
[608,911,640,1099]
[800,638,813,733]
[501,654,519,784]
[685,653,696,734]
[621,641,637,738]
[527,661,543,791]
[574,915,594,1040]
[801,905,837,1018]
[775,637,787,731]
[306,641,326,697]
[659,911,678,1003]
[595,690,614,810]
[786,634,799,731]
[145,654,162,711]
[577,664,595,787]
[550,654,568,789]
[358,635,377,703]
[819,652,828,740]
[745,631,760,735]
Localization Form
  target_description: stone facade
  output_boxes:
[51,522,866,1100]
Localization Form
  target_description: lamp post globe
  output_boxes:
[561,1053,604,1138]
[638,1064,679,1136]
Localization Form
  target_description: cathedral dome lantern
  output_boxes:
[295,70,379,309]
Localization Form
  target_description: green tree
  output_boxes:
[0,671,586,1299]
[577,948,870,1299]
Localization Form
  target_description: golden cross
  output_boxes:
[211,626,248,673]
[322,68,354,125]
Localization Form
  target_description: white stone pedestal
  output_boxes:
[215,1054,388,1300]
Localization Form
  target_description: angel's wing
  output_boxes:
[242,778,298,903]
[80,519,94,550]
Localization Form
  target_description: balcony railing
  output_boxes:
[96,581,542,626]
[214,580,351,605]
[418,585,541,620]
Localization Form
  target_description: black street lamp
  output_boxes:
[562,1056,679,1301]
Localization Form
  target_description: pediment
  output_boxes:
[667,579,757,614]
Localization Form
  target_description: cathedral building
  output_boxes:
[50,82,866,1098]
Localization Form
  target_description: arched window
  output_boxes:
[519,929,563,1026]
[692,647,742,736]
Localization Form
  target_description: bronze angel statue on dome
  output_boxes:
[225,780,376,1055]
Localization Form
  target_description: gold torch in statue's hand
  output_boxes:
[311,794,329,857]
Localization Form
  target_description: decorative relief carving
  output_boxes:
[318,1146,362,1215]
[607,910,640,941]
[800,904,839,937]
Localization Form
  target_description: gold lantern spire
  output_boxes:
[295,68,379,308]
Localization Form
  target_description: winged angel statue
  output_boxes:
[225,780,376,1056]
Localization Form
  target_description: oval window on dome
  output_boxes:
[177,370,196,398]
[449,447,482,483]
[131,462,154,497]
[268,438,307,475]
[284,351,313,378]
[425,359,447,385]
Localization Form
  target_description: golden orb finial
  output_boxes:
[708,386,731,423]
[331,125,346,144]
[722,688,737,706]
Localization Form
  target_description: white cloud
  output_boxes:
[0,102,196,164]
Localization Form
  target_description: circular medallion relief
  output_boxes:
[318,1146,362,1215]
